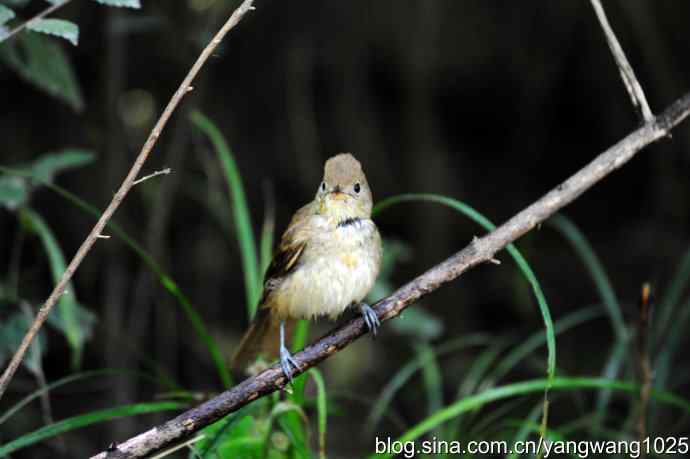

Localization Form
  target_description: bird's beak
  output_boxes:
[329,191,349,201]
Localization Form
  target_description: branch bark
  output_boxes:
[91,92,690,458]
[0,0,256,401]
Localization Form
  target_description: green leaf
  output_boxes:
[92,0,142,8]
[20,208,95,368]
[0,311,45,377]
[0,4,15,26]
[0,31,84,111]
[276,410,312,459]
[1,1,31,7]
[193,409,258,458]
[0,401,185,456]
[27,18,79,46]
[190,111,261,318]
[0,175,28,210]
[26,149,95,183]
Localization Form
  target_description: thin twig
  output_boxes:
[0,0,75,43]
[589,0,654,122]
[0,0,257,402]
[91,92,690,459]
[637,283,652,448]
[133,168,172,185]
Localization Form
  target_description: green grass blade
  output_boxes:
[290,320,311,403]
[0,368,160,426]
[190,111,261,317]
[0,401,186,456]
[547,215,626,341]
[277,410,312,459]
[548,215,629,432]
[594,339,628,416]
[367,377,690,459]
[444,338,513,440]
[506,401,548,459]
[489,306,603,384]
[259,188,275,279]
[364,333,492,435]
[415,343,443,442]
[374,193,556,436]
[192,405,255,458]
[0,166,231,388]
[308,368,328,459]
[19,207,89,368]
[656,245,690,348]
[655,296,690,393]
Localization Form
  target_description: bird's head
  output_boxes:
[315,153,373,221]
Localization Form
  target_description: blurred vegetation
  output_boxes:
[2,0,690,457]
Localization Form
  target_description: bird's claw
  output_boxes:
[280,345,300,384]
[360,302,381,337]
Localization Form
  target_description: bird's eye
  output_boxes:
[354,182,361,193]
[320,182,326,192]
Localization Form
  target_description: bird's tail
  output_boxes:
[232,308,293,377]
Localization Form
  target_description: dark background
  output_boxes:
[2,0,690,457]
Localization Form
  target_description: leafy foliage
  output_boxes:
[0,176,28,210]
[20,208,97,368]
[92,0,142,8]
[0,151,97,372]
[0,32,84,110]
[26,18,79,46]
[0,4,15,26]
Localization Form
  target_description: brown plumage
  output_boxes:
[232,153,382,380]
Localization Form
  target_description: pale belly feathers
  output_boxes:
[273,218,381,321]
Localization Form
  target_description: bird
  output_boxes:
[232,153,383,382]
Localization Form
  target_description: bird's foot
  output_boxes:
[279,344,300,384]
[359,302,381,337]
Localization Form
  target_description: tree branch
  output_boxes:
[0,0,256,401]
[91,92,690,458]
[589,0,654,122]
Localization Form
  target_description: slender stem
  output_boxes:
[0,0,75,44]
[589,0,654,122]
[637,283,652,446]
[0,0,257,401]
[91,92,690,459]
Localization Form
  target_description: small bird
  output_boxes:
[233,153,383,382]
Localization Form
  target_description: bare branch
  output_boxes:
[91,92,690,459]
[0,0,256,401]
[133,168,172,185]
[590,0,654,122]
[0,0,75,43]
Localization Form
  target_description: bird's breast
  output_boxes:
[272,219,381,321]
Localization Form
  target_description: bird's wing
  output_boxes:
[259,202,315,304]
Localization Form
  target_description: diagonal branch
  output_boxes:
[590,0,654,122]
[0,0,256,402]
[91,92,690,459]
